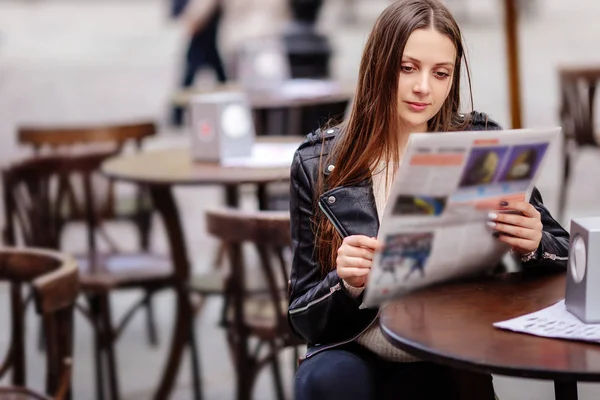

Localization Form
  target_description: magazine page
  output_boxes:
[363,127,560,307]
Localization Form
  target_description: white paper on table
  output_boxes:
[221,142,299,168]
[493,300,600,343]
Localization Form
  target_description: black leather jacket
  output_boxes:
[287,112,570,359]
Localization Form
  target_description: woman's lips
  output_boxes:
[405,101,429,112]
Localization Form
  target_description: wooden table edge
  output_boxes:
[380,319,600,382]
[100,159,292,186]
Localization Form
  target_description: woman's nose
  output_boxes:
[413,73,431,95]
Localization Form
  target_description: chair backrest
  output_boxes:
[3,150,121,257]
[559,67,600,147]
[17,122,156,227]
[205,208,291,336]
[2,156,65,250]
[18,122,156,152]
[0,247,78,400]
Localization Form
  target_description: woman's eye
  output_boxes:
[434,71,450,79]
[401,66,414,73]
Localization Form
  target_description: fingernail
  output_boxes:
[499,201,509,207]
[486,221,496,228]
[488,212,498,220]
[492,232,500,238]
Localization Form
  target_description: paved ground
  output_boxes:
[1,0,600,399]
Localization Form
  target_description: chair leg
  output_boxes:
[558,149,572,222]
[136,211,153,251]
[233,334,253,400]
[213,243,227,270]
[33,288,46,353]
[188,315,204,400]
[88,295,106,400]
[269,341,286,400]
[143,290,160,347]
[37,321,46,352]
[292,346,300,373]
[99,294,121,400]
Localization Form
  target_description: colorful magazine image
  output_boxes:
[392,195,447,216]
[458,146,509,187]
[497,143,549,182]
[377,232,434,283]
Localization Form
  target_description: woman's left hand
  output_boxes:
[487,200,543,255]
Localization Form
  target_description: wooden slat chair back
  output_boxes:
[18,122,155,151]
[0,248,78,400]
[559,68,600,147]
[3,151,118,257]
[17,122,156,250]
[2,156,66,250]
[203,208,302,400]
[557,67,600,219]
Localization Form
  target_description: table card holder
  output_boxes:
[565,217,600,323]
[189,91,255,163]
[237,38,290,92]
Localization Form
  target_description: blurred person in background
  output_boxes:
[217,0,290,78]
[171,0,227,126]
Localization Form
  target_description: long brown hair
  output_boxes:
[315,0,474,274]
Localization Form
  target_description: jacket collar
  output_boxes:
[315,126,380,238]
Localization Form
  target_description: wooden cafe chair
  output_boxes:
[17,122,161,346]
[557,66,600,221]
[0,248,78,400]
[188,208,303,400]
[2,152,173,400]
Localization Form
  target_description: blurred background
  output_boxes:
[0,0,599,399]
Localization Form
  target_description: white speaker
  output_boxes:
[188,91,255,163]
[565,217,600,323]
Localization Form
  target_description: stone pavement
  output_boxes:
[0,0,599,398]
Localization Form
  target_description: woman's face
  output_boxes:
[397,28,456,133]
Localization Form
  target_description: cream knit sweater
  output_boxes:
[343,162,419,362]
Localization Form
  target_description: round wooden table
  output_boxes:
[102,136,298,208]
[380,272,600,400]
[100,138,298,400]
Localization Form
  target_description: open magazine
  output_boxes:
[362,127,561,307]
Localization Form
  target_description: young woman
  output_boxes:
[288,0,570,399]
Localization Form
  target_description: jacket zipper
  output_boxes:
[542,252,568,261]
[288,283,342,315]
[301,199,374,358]
[304,312,379,359]
[289,198,346,317]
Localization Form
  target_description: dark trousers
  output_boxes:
[295,343,496,400]
[170,0,189,18]
[171,7,227,126]
[182,27,227,88]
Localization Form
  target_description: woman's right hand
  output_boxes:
[336,235,383,288]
